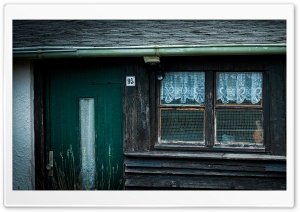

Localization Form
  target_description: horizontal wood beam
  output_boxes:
[124,151,286,161]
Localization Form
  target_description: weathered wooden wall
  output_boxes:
[265,57,286,155]
[123,59,152,152]
[123,55,286,190]
[124,152,286,190]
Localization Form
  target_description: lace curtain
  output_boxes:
[216,72,262,104]
[161,72,205,104]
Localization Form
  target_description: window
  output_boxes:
[79,98,96,189]
[159,72,205,144]
[215,72,263,148]
[158,71,265,149]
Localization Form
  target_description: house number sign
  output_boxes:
[126,76,135,86]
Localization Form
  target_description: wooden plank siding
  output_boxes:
[266,57,287,155]
[123,59,152,152]
[124,153,286,190]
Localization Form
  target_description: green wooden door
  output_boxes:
[45,62,123,190]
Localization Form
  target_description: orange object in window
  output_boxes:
[253,120,264,143]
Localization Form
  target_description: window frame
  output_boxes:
[154,70,270,153]
[158,71,206,145]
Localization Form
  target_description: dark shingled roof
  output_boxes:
[13,20,286,48]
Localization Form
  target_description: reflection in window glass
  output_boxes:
[79,98,96,190]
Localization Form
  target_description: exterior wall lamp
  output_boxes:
[156,70,165,81]
[143,56,164,80]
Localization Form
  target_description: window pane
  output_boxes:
[216,110,263,146]
[79,98,96,190]
[216,72,262,105]
[161,109,204,142]
[161,72,205,105]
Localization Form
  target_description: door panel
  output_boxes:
[45,62,123,190]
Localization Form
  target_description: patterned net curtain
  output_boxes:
[160,72,205,104]
[216,72,262,104]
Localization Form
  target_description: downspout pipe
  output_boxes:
[13,45,286,59]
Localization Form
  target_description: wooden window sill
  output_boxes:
[154,142,267,153]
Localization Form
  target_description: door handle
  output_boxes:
[46,151,53,176]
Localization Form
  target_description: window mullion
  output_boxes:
[205,71,215,147]
[263,71,270,152]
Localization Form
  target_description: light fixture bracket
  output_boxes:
[143,56,160,64]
